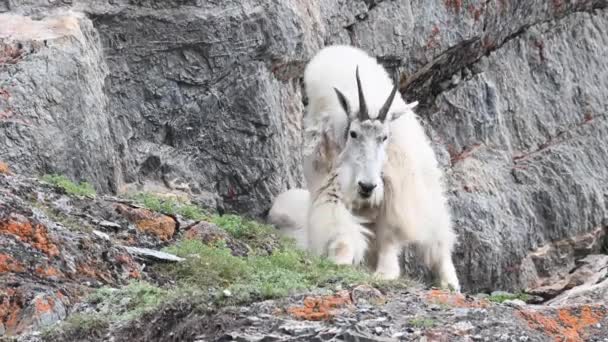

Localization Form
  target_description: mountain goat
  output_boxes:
[269,45,460,291]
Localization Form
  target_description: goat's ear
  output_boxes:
[333,87,350,115]
[390,101,419,121]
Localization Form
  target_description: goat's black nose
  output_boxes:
[358,182,377,193]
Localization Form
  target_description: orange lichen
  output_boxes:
[115,253,140,279]
[0,215,60,257]
[76,263,113,283]
[425,289,490,308]
[76,264,98,278]
[0,162,10,175]
[129,269,141,279]
[288,291,352,321]
[114,204,176,241]
[0,253,25,273]
[136,217,176,241]
[34,297,54,315]
[35,266,62,278]
[0,289,22,335]
[518,305,606,342]
[115,254,132,265]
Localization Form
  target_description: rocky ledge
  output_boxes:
[0,166,606,342]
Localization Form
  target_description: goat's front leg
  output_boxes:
[435,247,460,293]
[307,200,370,266]
[373,233,402,280]
[423,239,461,293]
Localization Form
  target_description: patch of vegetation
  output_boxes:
[87,281,170,321]
[488,292,531,303]
[159,238,371,304]
[41,174,96,197]
[409,317,436,329]
[46,215,411,338]
[41,313,109,341]
[211,214,280,253]
[130,192,207,221]
[30,201,91,232]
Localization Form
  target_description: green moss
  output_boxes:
[161,240,249,288]
[408,317,436,328]
[487,292,531,303]
[41,174,96,197]
[211,214,279,253]
[130,192,207,221]
[158,226,373,305]
[211,214,272,239]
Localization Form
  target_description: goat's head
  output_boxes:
[333,66,403,208]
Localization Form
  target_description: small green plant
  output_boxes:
[211,214,273,239]
[211,214,279,253]
[130,192,207,221]
[487,292,531,303]
[86,281,169,321]
[41,174,96,197]
[409,317,436,328]
[41,313,109,340]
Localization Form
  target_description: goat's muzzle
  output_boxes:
[357,181,376,198]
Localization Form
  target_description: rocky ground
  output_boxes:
[0,166,607,341]
[2,1,607,296]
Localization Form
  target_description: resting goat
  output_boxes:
[268,45,460,291]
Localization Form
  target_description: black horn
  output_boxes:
[377,83,399,122]
[355,66,369,121]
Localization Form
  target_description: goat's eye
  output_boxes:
[350,131,358,139]
[382,136,388,142]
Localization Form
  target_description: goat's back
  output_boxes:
[303,45,398,117]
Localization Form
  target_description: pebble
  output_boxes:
[453,321,475,335]
[502,299,526,308]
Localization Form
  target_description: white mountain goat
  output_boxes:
[268,45,460,291]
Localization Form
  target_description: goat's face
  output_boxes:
[333,66,401,208]
[338,118,389,207]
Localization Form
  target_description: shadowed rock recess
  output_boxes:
[1,0,607,329]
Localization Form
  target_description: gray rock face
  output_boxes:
[1,1,607,292]
[0,13,119,193]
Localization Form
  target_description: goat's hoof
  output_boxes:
[441,280,461,293]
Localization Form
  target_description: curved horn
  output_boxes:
[333,87,350,114]
[377,83,399,122]
[355,66,369,121]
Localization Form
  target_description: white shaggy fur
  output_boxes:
[269,45,460,291]
[266,188,309,250]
